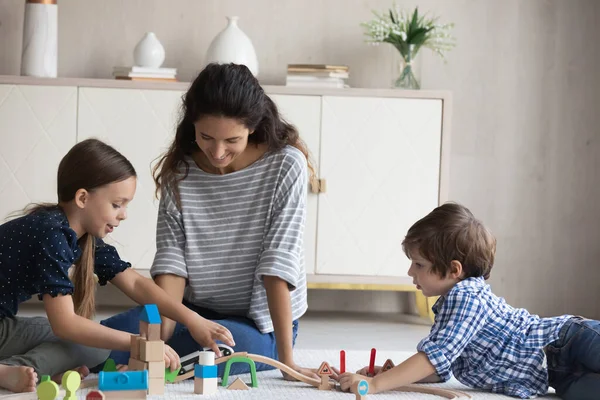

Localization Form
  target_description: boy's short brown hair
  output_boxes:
[402,203,496,279]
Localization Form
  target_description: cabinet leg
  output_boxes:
[414,292,436,322]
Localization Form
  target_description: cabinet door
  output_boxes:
[0,85,77,221]
[78,87,184,269]
[270,95,321,274]
[316,96,442,278]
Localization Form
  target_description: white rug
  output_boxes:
[0,349,559,399]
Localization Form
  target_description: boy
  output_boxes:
[338,203,599,400]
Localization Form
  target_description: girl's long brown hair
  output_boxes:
[153,63,315,207]
[26,139,136,318]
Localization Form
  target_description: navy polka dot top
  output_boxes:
[0,207,131,319]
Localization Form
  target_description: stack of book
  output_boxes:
[112,66,177,82]
[286,64,349,88]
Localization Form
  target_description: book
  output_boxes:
[113,66,177,75]
[287,64,349,71]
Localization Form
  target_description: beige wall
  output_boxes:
[2,0,600,318]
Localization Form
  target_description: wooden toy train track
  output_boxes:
[173,352,473,399]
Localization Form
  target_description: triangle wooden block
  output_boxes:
[227,377,249,390]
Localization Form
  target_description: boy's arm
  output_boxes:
[417,373,442,383]
[339,352,435,393]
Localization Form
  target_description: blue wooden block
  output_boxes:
[140,304,161,324]
[99,370,149,391]
[194,364,217,379]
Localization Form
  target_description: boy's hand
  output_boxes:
[356,365,382,376]
[338,372,374,393]
[164,344,181,372]
[187,317,235,357]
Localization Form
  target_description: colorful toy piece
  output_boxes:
[381,359,395,372]
[62,370,81,400]
[221,356,258,388]
[102,359,118,372]
[127,304,165,395]
[227,377,249,390]
[99,370,148,399]
[367,348,376,377]
[317,361,333,390]
[36,376,59,400]
[194,352,218,395]
[352,379,369,400]
[340,350,346,374]
[86,390,106,400]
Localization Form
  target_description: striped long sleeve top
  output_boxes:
[150,146,308,333]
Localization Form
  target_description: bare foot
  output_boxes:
[0,365,37,393]
[51,365,90,385]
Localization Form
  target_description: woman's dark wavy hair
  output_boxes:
[153,63,315,207]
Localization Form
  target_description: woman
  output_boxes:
[102,63,317,379]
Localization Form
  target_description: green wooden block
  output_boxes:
[37,379,59,400]
[102,358,117,372]
[164,365,181,383]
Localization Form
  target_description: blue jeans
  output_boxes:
[546,317,600,400]
[100,301,299,376]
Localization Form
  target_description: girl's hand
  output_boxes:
[187,317,235,357]
[164,344,181,372]
[282,362,329,381]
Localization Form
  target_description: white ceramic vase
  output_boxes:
[133,32,165,68]
[205,16,259,76]
[21,0,58,78]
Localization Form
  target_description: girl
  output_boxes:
[102,63,319,379]
[0,139,233,393]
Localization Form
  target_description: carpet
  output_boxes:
[0,349,559,399]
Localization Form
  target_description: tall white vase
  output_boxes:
[133,32,165,68]
[205,16,259,76]
[21,0,58,78]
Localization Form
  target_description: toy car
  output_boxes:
[177,344,235,376]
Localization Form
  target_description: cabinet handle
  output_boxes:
[310,178,327,194]
[318,179,327,193]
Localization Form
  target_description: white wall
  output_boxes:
[1,0,599,318]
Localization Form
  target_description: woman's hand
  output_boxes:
[282,362,334,381]
[187,316,235,357]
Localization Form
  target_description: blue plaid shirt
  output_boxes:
[417,277,572,398]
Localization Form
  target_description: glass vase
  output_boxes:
[393,45,420,90]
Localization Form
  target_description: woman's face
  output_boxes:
[194,115,252,170]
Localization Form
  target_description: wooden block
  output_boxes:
[147,361,165,378]
[140,340,164,362]
[194,377,218,395]
[128,358,147,371]
[130,335,143,359]
[227,377,249,391]
[103,390,146,399]
[139,321,161,341]
[148,378,164,395]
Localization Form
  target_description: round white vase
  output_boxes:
[205,16,259,76]
[133,32,165,68]
[21,0,58,78]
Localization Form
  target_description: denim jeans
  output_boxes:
[0,316,110,378]
[546,317,600,400]
[100,301,299,376]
